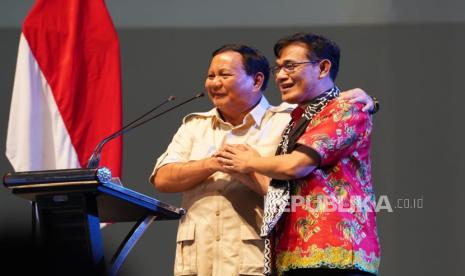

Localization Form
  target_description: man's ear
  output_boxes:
[318,60,332,79]
[253,72,265,92]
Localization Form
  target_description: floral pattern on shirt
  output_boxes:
[274,100,380,275]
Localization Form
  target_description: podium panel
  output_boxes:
[3,167,184,275]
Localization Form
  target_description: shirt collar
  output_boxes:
[212,96,271,128]
[290,106,305,122]
[183,96,271,128]
[291,86,339,122]
[246,96,270,127]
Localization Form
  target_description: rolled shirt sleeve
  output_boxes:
[150,120,195,182]
[296,101,372,167]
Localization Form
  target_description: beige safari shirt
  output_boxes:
[152,96,292,276]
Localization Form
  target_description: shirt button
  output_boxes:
[216,235,221,241]
[215,211,220,216]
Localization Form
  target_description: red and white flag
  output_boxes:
[6,0,122,177]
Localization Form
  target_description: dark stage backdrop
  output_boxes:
[1,24,464,275]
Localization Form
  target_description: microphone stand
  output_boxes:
[87,93,204,169]
[87,95,175,169]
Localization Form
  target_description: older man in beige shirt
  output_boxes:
[150,44,374,275]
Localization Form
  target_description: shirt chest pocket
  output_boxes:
[188,141,216,161]
[174,223,197,275]
[239,224,264,275]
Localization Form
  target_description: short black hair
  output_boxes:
[212,44,270,91]
[274,32,340,81]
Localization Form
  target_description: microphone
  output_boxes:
[87,95,175,168]
[87,93,204,169]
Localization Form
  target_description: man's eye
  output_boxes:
[284,63,296,70]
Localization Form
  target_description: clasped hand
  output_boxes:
[214,144,260,174]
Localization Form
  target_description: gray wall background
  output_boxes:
[1,1,464,275]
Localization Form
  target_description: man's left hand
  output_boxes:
[339,88,374,112]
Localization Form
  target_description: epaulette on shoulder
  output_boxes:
[182,109,216,124]
[268,102,296,113]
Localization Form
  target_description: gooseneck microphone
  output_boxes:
[87,93,204,169]
[87,95,176,168]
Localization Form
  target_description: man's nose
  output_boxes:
[211,77,223,88]
[275,69,288,81]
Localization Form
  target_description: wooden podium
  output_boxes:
[3,167,184,275]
